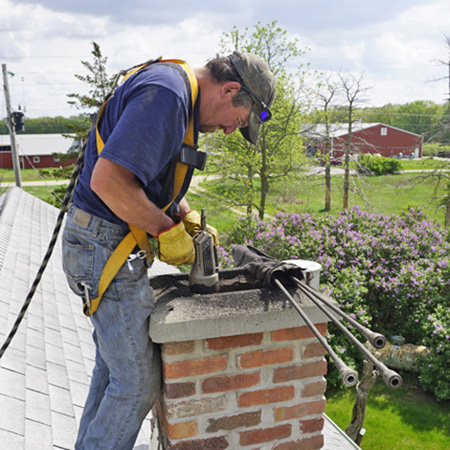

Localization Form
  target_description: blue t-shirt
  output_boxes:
[72,62,199,230]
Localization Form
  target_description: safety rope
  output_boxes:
[0,57,199,355]
[0,140,86,359]
[0,60,145,357]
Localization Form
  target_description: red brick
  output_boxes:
[239,346,293,369]
[301,380,327,398]
[239,424,291,446]
[165,381,196,399]
[163,341,195,356]
[165,395,227,419]
[206,411,261,432]
[274,399,325,422]
[273,360,327,383]
[273,402,308,422]
[274,434,324,450]
[303,342,327,359]
[163,355,227,379]
[300,417,325,433]
[238,385,295,407]
[202,372,260,393]
[168,436,229,449]
[272,323,327,341]
[206,333,263,350]
[307,398,326,415]
[165,420,198,440]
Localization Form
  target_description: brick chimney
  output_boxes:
[149,265,329,449]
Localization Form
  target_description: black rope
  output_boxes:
[0,142,86,359]
[0,57,162,359]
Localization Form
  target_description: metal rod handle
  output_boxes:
[294,277,386,349]
[294,279,402,390]
[274,279,358,387]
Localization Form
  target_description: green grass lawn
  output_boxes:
[326,373,450,450]
[347,157,450,172]
[196,172,447,229]
[20,185,65,203]
[185,191,238,234]
[398,158,449,171]
[266,172,447,222]
[0,168,43,182]
[3,168,447,233]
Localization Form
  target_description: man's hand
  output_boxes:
[182,210,219,246]
[157,219,195,265]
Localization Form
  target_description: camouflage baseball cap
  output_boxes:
[228,52,276,145]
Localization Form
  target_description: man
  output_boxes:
[62,51,275,449]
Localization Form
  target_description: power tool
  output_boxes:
[189,209,219,294]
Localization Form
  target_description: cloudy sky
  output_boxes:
[1,0,449,118]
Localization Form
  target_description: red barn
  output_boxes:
[0,134,80,169]
[307,122,423,159]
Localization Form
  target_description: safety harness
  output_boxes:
[83,58,204,316]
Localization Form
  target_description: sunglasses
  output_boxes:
[239,85,272,124]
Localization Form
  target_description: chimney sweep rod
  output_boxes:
[294,279,402,389]
[274,278,358,387]
[293,277,386,349]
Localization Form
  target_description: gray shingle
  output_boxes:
[0,188,157,448]
[47,361,70,389]
[51,411,77,449]
[48,384,74,417]
[0,428,24,448]
[24,420,53,450]
[0,393,25,435]
[25,365,49,395]
[1,347,26,374]
[0,367,25,401]
[25,389,52,426]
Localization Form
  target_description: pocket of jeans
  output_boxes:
[62,238,94,278]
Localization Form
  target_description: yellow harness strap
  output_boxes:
[84,59,198,316]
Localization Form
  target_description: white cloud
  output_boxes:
[1,0,449,117]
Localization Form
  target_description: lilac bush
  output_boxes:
[219,207,450,398]
[418,305,450,401]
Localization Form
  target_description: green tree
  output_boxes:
[67,41,114,113]
[400,36,450,225]
[397,101,443,139]
[66,41,115,140]
[209,21,310,219]
[38,41,115,198]
[338,71,371,210]
[357,101,444,140]
[429,34,450,144]
[311,75,342,211]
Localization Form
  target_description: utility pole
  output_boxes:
[2,63,22,188]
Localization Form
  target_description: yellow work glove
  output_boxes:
[157,219,195,266]
[182,210,219,246]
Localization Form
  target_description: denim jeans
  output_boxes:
[62,206,161,450]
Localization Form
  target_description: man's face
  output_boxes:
[199,83,252,137]
[199,104,251,136]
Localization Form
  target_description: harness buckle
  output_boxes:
[179,145,207,170]
[127,250,152,272]
[82,283,91,315]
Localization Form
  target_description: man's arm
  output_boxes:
[91,157,174,236]
[178,197,191,217]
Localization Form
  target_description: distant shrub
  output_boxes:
[423,143,450,157]
[219,207,450,397]
[358,154,402,176]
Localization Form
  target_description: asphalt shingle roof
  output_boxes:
[0,187,158,449]
[0,186,358,450]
